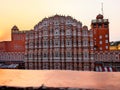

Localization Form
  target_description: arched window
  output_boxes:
[67,51,71,57]
[55,51,59,57]
[43,53,47,58]
[54,30,59,35]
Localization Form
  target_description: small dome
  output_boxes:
[82,25,88,30]
[11,25,19,31]
[96,14,104,19]
[54,14,59,17]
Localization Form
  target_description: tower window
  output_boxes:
[100,47,102,50]
[106,46,108,49]
[104,23,108,28]
[98,19,102,23]
[99,35,102,39]
[98,24,102,28]
[93,24,96,28]
[105,34,108,38]
[105,40,108,43]
[99,41,102,44]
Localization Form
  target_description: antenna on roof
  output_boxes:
[101,2,104,15]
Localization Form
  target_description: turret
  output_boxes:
[11,25,19,32]
[91,14,109,51]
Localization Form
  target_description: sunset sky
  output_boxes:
[0,0,120,41]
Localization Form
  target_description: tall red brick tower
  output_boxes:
[91,14,109,51]
[9,25,26,52]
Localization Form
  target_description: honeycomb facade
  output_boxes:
[25,15,94,70]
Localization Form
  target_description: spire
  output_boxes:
[101,2,104,15]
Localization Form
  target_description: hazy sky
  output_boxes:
[0,0,120,41]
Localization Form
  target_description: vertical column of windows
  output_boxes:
[78,28,82,65]
[88,30,90,70]
[60,25,62,69]
[35,31,39,65]
[38,31,41,69]
[39,31,41,67]
[61,24,64,61]
[52,25,54,69]
[78,37,81,47]
[81,29,84,70]
[49,25,52,69]
[32,32,35,69]
[26,32,29,69]
[41,30,43,69]
[89,30,94,67]
[48,25,50,69]
[73,26,77,69]
[66,48,72,59]
[71,26,74,69]
[76,27,79,64]
[64,24,66,69]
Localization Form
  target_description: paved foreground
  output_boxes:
[0,69,120,90]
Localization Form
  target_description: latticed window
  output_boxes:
[43,31,48,35]
[66,29,71,35]
[50,29,53,34]
[54,29,59,35]
[73,30,76,35]
[78,53,82,58]
[83,30,88,36]
[54,51,59,57]
[54,63,60,69]
[43,52,47,58]
[74,39,76,45]
[66,63,72,70]
[54,40,60,46]
[66,39,71,45]
[78,40,81,46]
[89,31,93,37]
[67,51,71,57]
[83,40,88,46]
[44,53,46,57]
[38,40,41,46]
[90,40,93,46]
[29,53,33,59]
[43,63,48,69]
[43,40,48,46]
[61,39,64,46]
[61,52,64,57]
[83,52,89,59]
[50,40,52,46]
[61,25,64,34]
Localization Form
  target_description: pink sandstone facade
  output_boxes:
[0,14,120,71]
[25,15,94,70]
